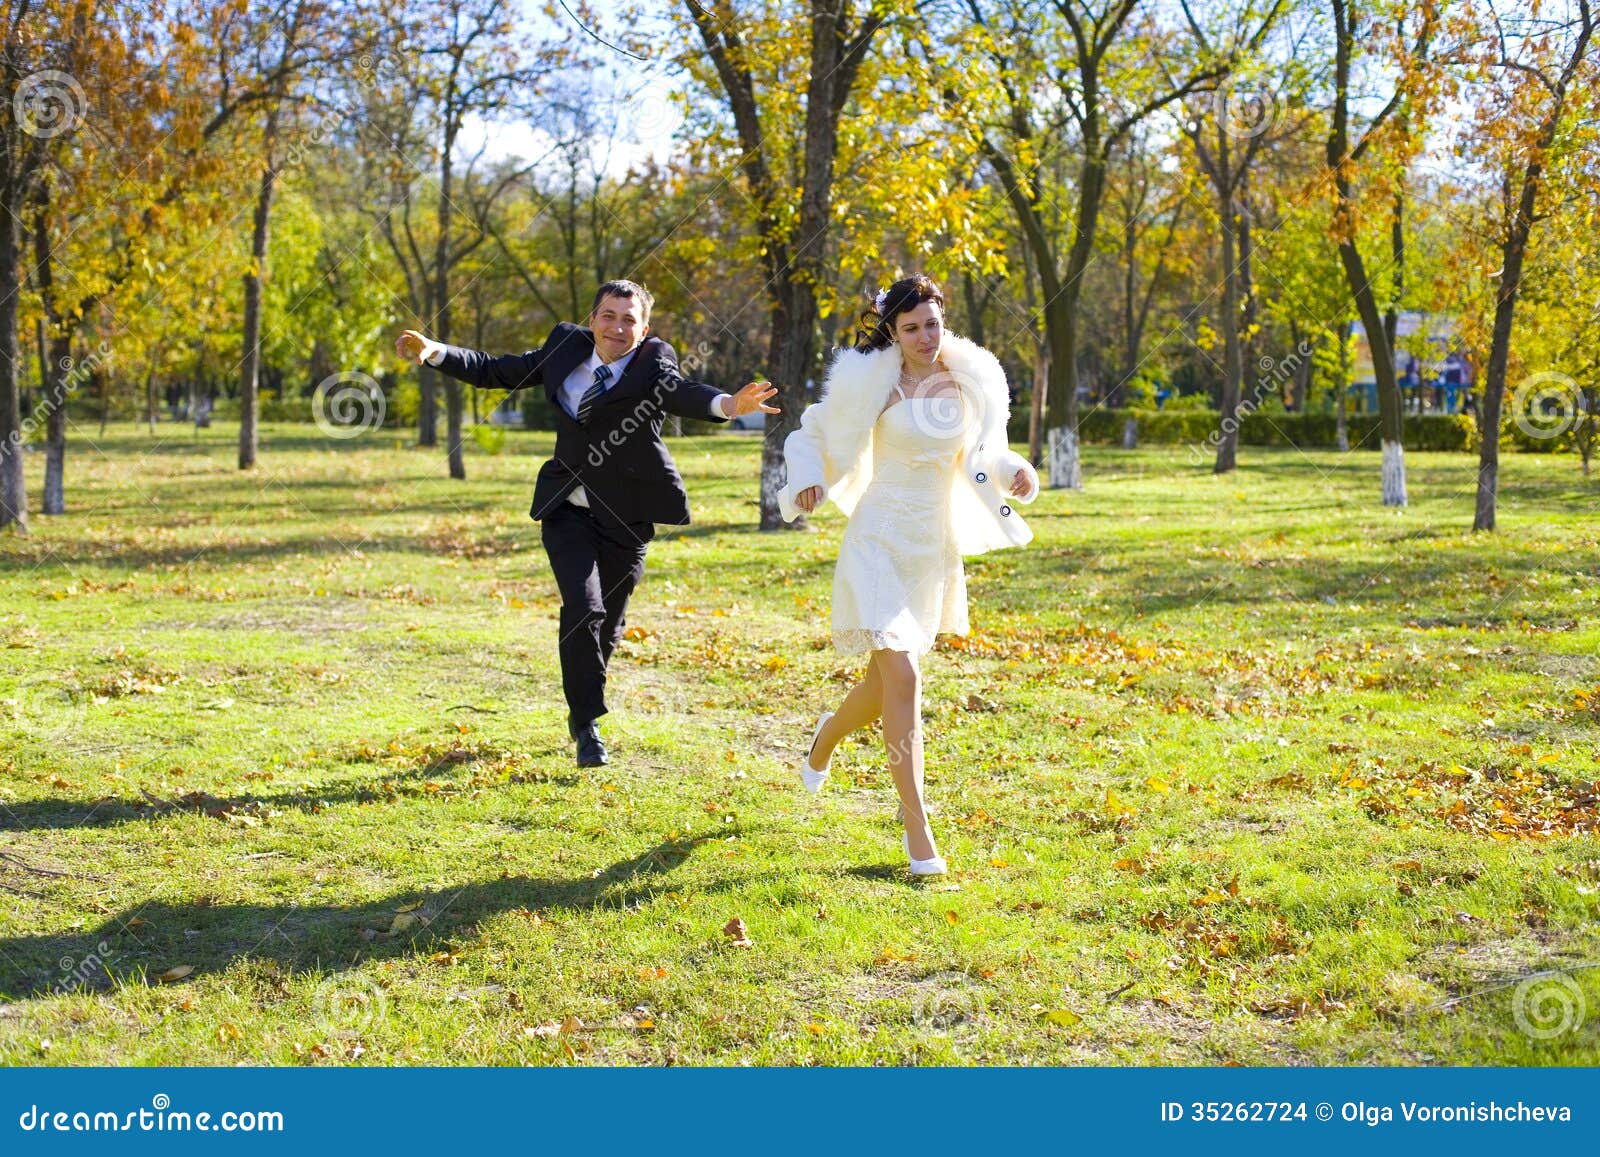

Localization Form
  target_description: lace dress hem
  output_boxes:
[832,626,969,657]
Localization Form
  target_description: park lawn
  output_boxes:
[0,422,1597,1066]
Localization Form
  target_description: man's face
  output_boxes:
[589,294,649,362]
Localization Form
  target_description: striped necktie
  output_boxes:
[575,363,612,424]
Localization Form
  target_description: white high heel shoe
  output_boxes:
[800,711,834,793]
[902,829,948,877]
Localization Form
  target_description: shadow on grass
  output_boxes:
[0,518,771,572]
[0,834,731,997]
[0,752,569,833]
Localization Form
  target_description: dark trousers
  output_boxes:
[540,500,654,730]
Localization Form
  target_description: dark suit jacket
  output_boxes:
[430,322,728,526]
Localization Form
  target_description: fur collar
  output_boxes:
[814,331,1009,470]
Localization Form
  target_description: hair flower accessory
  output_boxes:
[874,288,889,314]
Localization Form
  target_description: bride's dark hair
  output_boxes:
[854,274,945,352]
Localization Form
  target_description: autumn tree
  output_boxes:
[680,0,888,529]
[1454,0,1596,530]
[1324,0,1443,507]
[6,0,234,522]
[945,0,1224,489]
[1176,0,1311,472]
[358,0,561,479]
[223,0,351,471]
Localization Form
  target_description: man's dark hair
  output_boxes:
[590,280,654,323]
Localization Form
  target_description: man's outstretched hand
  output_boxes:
[395,329,440,365]
[726,380,781,418]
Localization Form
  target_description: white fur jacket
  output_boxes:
[777,332,1039,556]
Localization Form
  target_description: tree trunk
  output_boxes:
[436,106,463,478]
[1339,243,1405,504]
[761,272,823,529]
[42,374,66,514]
[1238,178,1257,385]
[1336,320,1351,451]
[1475,221,1532,532]
[29,191,71,516]
[40,333,70,515]
[1121,208,1138,394]
[1044,295,1082,488]
[239,112,279,472]
[1029,347,1047,467]
[0,210,26,533]
[1329,0,1405,506]
[1042,153,1105,490]
[961,272,987,349]
[1291,324,1313,410]
[419,359,438,445]
[1213,175,1244,475]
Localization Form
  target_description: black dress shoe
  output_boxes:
[573,723,608,767]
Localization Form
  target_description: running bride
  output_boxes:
[776,274,1039,878]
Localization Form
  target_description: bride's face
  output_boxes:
[894,301,943,368]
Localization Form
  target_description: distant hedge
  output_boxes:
[1008,407,1486,452]
[64,394,1587,458]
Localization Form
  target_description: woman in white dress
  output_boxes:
[776,275,1039,876]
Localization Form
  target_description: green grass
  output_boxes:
[1,423,1598,1066]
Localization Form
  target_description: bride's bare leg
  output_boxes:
[809,657,883,767]
[876,648,936,860]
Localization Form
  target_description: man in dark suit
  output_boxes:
[396,280,778,767]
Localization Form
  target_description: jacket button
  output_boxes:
[1000,504,1011,517]
[975,472,986,482]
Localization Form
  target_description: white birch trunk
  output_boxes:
[1381,439,1407,507]
[1047,426,1082,490]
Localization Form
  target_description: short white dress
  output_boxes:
[831,383,970,656]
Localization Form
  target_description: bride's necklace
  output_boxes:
[899,363,952,399]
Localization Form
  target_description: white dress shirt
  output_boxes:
[426,339,734,509]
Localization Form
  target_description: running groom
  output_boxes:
[396,279,779,767]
